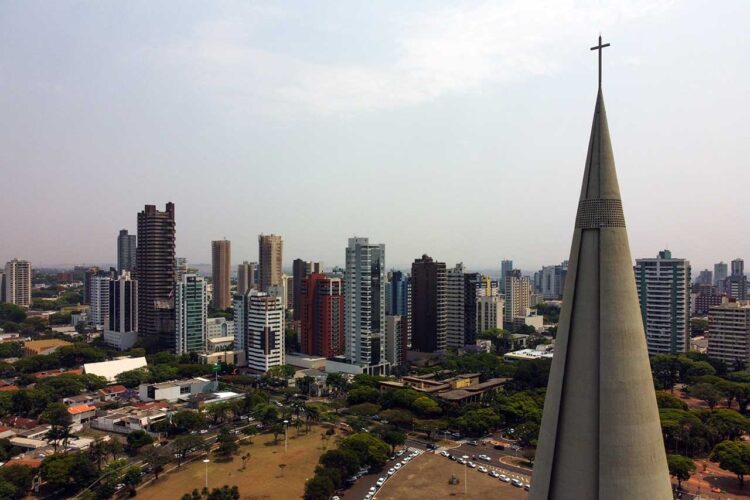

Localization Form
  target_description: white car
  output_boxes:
[440,450,450,457]
[394,463,402,470]
[467,462,476,468]
[489,470,500,478]
[499,475,511,483]
[511,479,524,488]
[377,478,385,486]
[478,466,488,473]
[478,454,491,461]
[387,468,395,476]
[457,458,467,465]
[369,486,377,493]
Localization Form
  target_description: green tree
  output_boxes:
[690,383,723,409]
[656,391,688,410]
[171,410,207,434]
[216,428,238,457]
[381,430,406,454]
[0,464,33,499]
[115,368,149,388]
[0,303,26,323]
[339,433,390,468]
[325,373,348,395]
[142,447,170,479]
[711,440,750,486]
[126,430,154,453]
[171,434,205,467]
[303,474,334,500]
[41,403,72,453]
[667,454,696,488]
[122,465,143,495]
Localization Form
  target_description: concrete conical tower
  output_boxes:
[528,89,672,500]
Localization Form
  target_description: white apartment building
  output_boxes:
[504,270,531,324]
[175,274,207,355]
[206,317,235,340]
[446,263,465,349]
[477,294,505,333]
[4,259,31,307]
[344,237,389,375]
[89,274,111,328]
[239,292,285,372]
[635,250,691,355]
[104,271,138,351]
[708,300,750,369]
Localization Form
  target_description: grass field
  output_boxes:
[138,426,336,500]
[374,453,527,500]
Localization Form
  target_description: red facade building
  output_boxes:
[300,273,344,358]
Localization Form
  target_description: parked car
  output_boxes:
[499,475,511,483]
[511,479,524,488]
[467,462,476,468]
[478,466,488,473]
[489,470,500,478]
[478,454,491,461]
[467,440,478,446]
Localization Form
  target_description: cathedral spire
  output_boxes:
[529,40,672,500]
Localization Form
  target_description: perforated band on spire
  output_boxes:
[575,199,625,228]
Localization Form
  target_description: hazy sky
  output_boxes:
[1,0,748,272]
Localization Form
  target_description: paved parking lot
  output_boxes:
[343,447,424,499]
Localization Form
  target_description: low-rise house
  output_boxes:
[23,339,71,357]
[293,368,330,397]
[63,394,99,407]
[503,345,554,363]
[138,378,216,403]
[98,385,129,401]
[67,404,97,425]
[9,437,47,450]
[33,367,83,379]
[0,417,38,430]
[91,406,169,435]
[0,426,16,439]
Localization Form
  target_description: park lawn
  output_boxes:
[375,453,527,500]
[138,425,336,500]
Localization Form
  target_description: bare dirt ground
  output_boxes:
[374,452,527,500]
[138,426,336,500]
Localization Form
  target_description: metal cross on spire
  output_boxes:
[590,35,610,89]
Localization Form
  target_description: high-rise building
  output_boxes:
[211,240,231,310]
[463,273,482,345]
[174,258,188,282]
[89,272,114,327]
[237,261,257,296]
[727,258,748,300]
[708,300,750,369]
[410,255,447,353]
[236,292,284,372]
[292,260,323,321]
[104,271,138,351]
[500,260,513,293]
[504,269,531,324]
[696,269,713,286]
[258,234,283,292]
[117,230,137,272]
[83,266,100,305]
[477,292,504,334]
[300,273,344,358]
[175,274,207,355]
[532,80,671,500]
[385,315,407,369]
[388,271,408,317]
[539,263,568,299]
[715,261,729,292]
[445,263,465,348]
[635,250,691,354]
[136,203,176,349]
[344,237,388,374]
[0,271,5,303]
[3,259,31,308]
[692,284,726,315]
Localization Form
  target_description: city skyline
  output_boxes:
[1,1,749,270]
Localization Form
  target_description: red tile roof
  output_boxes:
[67,404,96,415]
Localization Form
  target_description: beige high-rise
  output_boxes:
[211,240,231,310]
[4,259,31,307]
[530,90,671,499]
[258,234,283,292]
